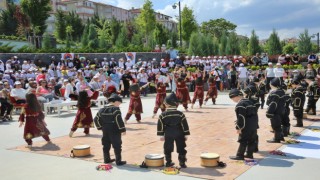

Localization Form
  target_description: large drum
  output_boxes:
[145,154,164,167]
[72,145,91,157]
[200,153,220,167]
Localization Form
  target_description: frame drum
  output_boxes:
[145,154,164,167]
[72,145,91,157]
[200,153,220,167]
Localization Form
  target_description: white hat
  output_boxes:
[186,56,189,58]
[208,56,211,58]
[152,58,156,61]
[276,63,281,66]
[223,56,227,58]
[50,77,55,80]
[41,67,46,71]
[286,54,290,57]
[219,56,222,58]
[13,56,17,58]
[14,81,21,85]
[63,79,69,82]
[0,81,3,84]
[240,63,244,67]
[139,68,145,72]
[103,57,107,60]
[239,56,243,58]
[176,56,180,59]
[268,62,272,65]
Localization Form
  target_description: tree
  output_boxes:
[153,23,169,46]
[219,31,227,55]
[188,32,200,55]
[0,2,18,35]
[42,33,52,49]
[81,25,89,48]
[267,29,282,55]
[239,37,249,55]
[87,24,98,49]
[65,25,74,48]
[297,29,312,55]
[282,43,295,54]
[115,23,129,48]
[167,31,178,48]
[200,18,237,38]
[226,31,240,55]
[181,6,198,46]
[95,19,111,49]
[65,11,84,41]
[54,10,66,40]
[20,0,51,36]
[110,16,121,45]
[136,0,156,47]
[247,30,261,55]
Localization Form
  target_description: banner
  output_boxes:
[125,52,136,64]
[61,53,75,60]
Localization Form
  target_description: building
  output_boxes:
[0,1,7,11]
[129,8,177,32]
[46,0,131,33]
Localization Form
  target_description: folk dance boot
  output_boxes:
[267,131,284,143]
[115,153,126,166]
[261,100,265,109]
[282,126,289,137]
[103,151,115,164]
[245,143,255,159]
[165,154,175,167]
[293,118,303,127]
[229,144,246,160]
[178,154,187,168]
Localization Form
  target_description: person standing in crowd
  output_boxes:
[69,91,94,137]
[229,88,258,160]
[137,68,149,97]
[305,63,317,79]
[0,89,13,121]
[237,63,248,89]
[94,93,126,165]
[265,63,275,91]
[121,70,133,98]
[19,93,51,148]
[305,76,320,115]
[157,92,190,168]
[273,63,284,82]
[213,67,222,91]
[89,75,103,91]
[291,79,307,127]
[266,78,286,143]
[256,75,267,109]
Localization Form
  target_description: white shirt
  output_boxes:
[274,68,284,78]
[10,88,26,99]
[169,61,175,68]
[84,70,91,77]
[238,67,248,78]
[160,67,168,73]
[119,61,125,69]
[64,83,74,99]
[266,67,275,77]
[213,70,222,81]
[137,73,148,83]
[22,64,31,71]
[104,80,119,91]
[157,75,167,83]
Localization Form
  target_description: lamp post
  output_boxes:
[172,1,182,47]
[312,32,320,53]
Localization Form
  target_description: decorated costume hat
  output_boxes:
[229,88,243,98]
[108,93,122,103]
[270,78,282,88]
[164,92,179,106]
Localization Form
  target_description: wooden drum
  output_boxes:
[72,145,91,157]
[145,154,164,167]
[200,153,220,167]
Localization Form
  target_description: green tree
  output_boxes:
[200,18,237,38]
[136,0,156,47]
[247,30,260,55]
[282,43,295,54]
[267,29,282,55]
[54,10,66,40]
[20,0,51,35]
[219,31,227,55]
[167,31,178,48]
[42,33,52,49]
[110,17,121,45]
[181,6,198,46]
[226,31,240,55]
[297,29,312,55]
[65,25,74,48]
[65,11,84,41]
[95,19,111,49]
[239,37,249,55]
[81,25,89,48]
[0,2,18,35]
[87,24,98,49]
[188,32,200,55]
[116,23,129,48]
[153,23,169,46]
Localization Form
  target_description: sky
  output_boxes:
[93,0,320,40]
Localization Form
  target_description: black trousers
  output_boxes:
[102,131,122,155]
[270,114,283,140]
[282,110,290,127]
[0,99,13,116]
[294,108,304,119]
[307,97,318,112]
[266,77,273,91]
[164,134,187,156]
[238,129,257,144]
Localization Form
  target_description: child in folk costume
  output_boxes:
[204,74,218,105]
[19,93,51,148]
[69,90,95,137]
[94,93,127,165]
[305,76,320,115]
[281,83,291,137]
[176,77,191,111]
[291,79,307,127]
[191,70,206,109]
[152,82,167,118]
[256,75,267,109]
[157,92,190,168]
[229,88,258,160]
[124,82,149,123]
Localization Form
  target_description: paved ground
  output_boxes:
[1,91,320,180]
